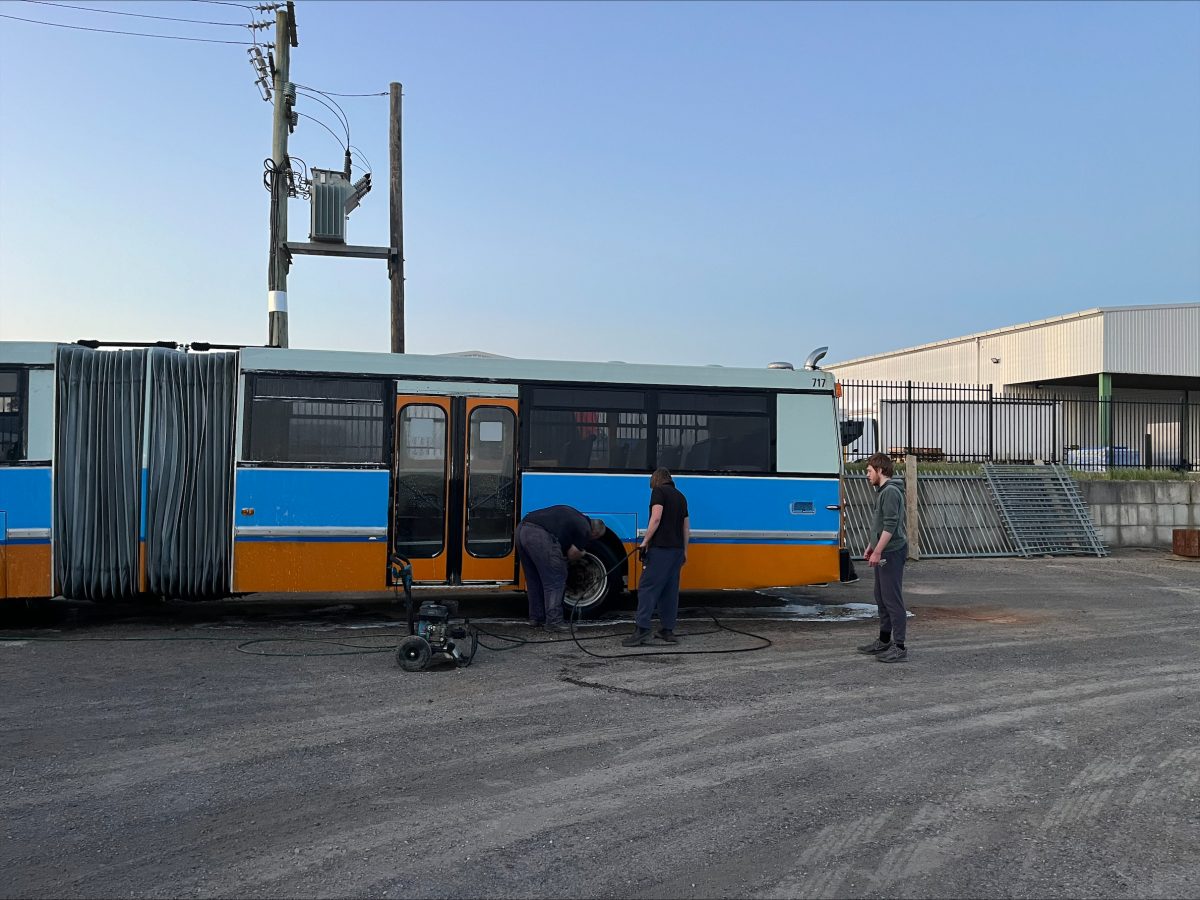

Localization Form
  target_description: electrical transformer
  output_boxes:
[309,168,351,243]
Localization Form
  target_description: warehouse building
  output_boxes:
[826,303,1199,469]
[826,303,1200,401]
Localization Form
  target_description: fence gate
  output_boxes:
[844,467,1108,559]
[983,464,1108,557]
[844,473,1018,559]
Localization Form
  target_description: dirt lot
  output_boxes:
[2,551,1200,899]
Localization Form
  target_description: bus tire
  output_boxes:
[564,540,624,619]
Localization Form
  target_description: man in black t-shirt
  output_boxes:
[623,469,690,646]
[516,505,606,633]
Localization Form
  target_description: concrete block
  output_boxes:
[1086,481,1118,504]
[1125,482,1155,505]
[1173,504,1192,526]
[1127,525,1155,547]
[1156,482,1191,504]
[1137,505,1157,526]
[1193,482,1200,504]
[1119,505,1138,526]
[1155,526,1177,547]
[1098,525,1119,547]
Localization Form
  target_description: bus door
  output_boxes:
[392,390,519,585]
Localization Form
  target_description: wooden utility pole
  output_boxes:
[389,82,405,353]
[905,454,920,560]
[267,7,294,349]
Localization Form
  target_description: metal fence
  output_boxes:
[843,473,1018,559]
[839,380,1199,472]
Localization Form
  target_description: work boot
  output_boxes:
[528,618,544,628]
[877,645,908,663]
[544,622,570,635]
[656,629,679,644]
[857,639,891,654]
[621,628,653,647]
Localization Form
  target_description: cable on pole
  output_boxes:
[296,111,348,150]
[349,145,373,174]
[0,11,258,43]
[18,0,249,27]
[295,88,350,145]
[293,82,388,98]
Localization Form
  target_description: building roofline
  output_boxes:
[826,302,1200,369]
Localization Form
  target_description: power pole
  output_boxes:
[267,5,296,349]
[389,82,405,353]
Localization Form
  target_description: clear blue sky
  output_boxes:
[1,0,1197,367]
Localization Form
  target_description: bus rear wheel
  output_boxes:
[564,542,623,619]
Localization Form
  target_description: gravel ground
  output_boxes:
[2,550,1199,899]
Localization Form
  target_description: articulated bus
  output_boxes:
[0,341,844,612]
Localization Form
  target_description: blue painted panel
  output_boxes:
[0,467,53,533]
[235,468,390,528]
[520,472,840,541]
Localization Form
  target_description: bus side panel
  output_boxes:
[232,468,389,592]
[519,472,841,588]
[0,467,53,599]
[681,542,840,590]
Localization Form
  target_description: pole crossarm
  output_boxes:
[286,242,394,260]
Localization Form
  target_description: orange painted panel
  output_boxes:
[4,544,53,599]
[234,541,387,593]
[668,543,840,590]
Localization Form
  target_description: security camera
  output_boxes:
[990,357,1001,364]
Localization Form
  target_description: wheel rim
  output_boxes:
[564,552,608,611]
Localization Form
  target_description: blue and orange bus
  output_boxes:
[0,342,844,612]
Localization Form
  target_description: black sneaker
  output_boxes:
[544,622,570,635]
[877,645,908,663]
[656,629,679,644]
[857,639,891,654]
[528,618,545,628]
[621,628,653,647]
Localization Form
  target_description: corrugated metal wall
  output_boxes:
[1105,306,1200,376]
[829,306,1198,388]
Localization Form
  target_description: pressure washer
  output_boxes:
[390,554,479,671]
[390,543,773,670]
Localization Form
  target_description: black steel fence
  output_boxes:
[838,380,1199,472]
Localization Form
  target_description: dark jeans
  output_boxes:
[635,547,685,631]
[516,522,568,626]
[873,548,907,643]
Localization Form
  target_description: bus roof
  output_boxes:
[0,342,834,393]
[240,347,833,392]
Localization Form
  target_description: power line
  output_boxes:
[349,145,373,173]
[295,88,350,144]
[294,82,388,98]
[0,11,258,43]
[19,0,247,27]
[296,111,347,150]
[188,0,257,8]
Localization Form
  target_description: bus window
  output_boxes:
[526,387,647,470]
[394,404,448,558]
[0,369,24,462]
[465,406,516,558]
[245,375,386,464]
[657,390,771,472]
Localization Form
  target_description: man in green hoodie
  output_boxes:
[858,453,909,662]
